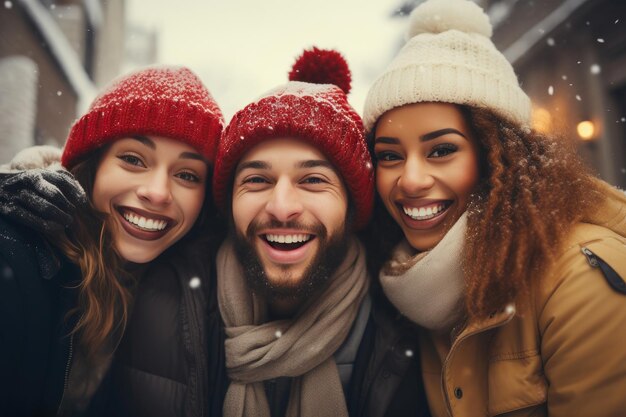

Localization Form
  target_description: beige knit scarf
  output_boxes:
[217,237,369,417]
[379,213,467,332]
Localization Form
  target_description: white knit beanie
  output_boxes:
[363,0,531,131]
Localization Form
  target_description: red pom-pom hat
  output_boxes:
[213,47,373,230]
[62,66,224,169]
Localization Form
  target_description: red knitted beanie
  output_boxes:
[61,66,224,169]
[213,47,374,230]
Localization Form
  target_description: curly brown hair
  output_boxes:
[365,105,611,320]
[461,106,610,319]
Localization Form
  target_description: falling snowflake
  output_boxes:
[275,330,282,338]
[56,90,62,96]
[405,349,414,358]
[590,64,601,74]
[622,117,626,122]
[546,37,555,46]
[50,4,56,9]
[2,265,13,280]
[189,277,201,289]
[616,19,620,24]
[4,1,12,8]
[577,61,582,64]
[597,38,605,43]
[561,75,568,80]
[576,95,582,101]
[548,86,554,95]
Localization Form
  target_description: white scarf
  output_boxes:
[379,213,467,332]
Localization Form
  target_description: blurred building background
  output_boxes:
[394,0,626,188]
[0,0,156,163]
[1,0,625,190]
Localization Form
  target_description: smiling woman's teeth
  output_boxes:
[265,234,311,244]
[123,212,168,231]
[403,204,446,220]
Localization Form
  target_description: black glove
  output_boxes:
[0,169,87,234]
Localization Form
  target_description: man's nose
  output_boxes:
[264,178,303,222]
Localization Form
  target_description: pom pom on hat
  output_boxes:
[407,0,492,39]
[289,47,352,94]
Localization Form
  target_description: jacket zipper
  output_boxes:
[440,311,515,417]
[581,247,599,267]
[56,333,74,416]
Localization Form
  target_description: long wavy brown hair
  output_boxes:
[49,147,133,360]
[365,105,611,320]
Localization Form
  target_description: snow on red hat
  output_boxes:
[61,66,224,169]
[212,47,374,230]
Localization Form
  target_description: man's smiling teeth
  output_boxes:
[403,204,446,220]
[265,234,311,244]
[123,212,168,231]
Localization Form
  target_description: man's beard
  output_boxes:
[232,219,349,302]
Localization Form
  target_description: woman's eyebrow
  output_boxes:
[179,151,206,162]
[375,128,467,144]
[374,136,400,145]
[130,135,156,148]
[420,128,467,142]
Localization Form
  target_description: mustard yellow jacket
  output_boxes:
[421,184,626,417]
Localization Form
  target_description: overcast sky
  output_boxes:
[126,0,406,120]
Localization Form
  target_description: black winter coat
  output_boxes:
[349,292,432,417]
[92,238,228,417]
[0,217,80,417]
